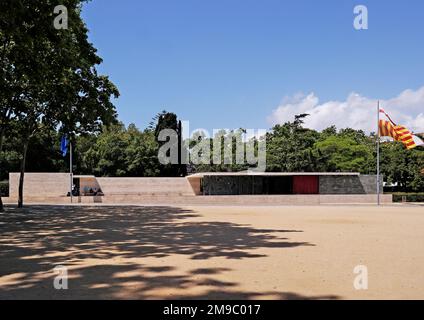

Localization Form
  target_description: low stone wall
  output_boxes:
[8,172,70,200]
[96,177,194,196]
[8,173,195,200]
[2,194,393,205]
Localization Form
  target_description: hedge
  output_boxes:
[0,181,9,197]
[392,193,424,203]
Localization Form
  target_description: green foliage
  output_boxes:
[0,148,20,181]
[189,128,253,173]
[78,123,161,177]
[313,135,373,173]
[380,142,424,192]
[1,0,118,139]
[154,111,185,176]
[0,181,8,197]
[0,128,67,180]
[0,0,119,207]
[154,111,179,139]
[392,193,424,203]
[266,114,320,172]
[264,114,423,192]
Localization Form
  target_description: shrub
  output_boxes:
[392,193,424,203]
[0,181,9,197]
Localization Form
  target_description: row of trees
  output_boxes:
[2,113,424,194]
[0,0,119,210]
[266,115,424,191]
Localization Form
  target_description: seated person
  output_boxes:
[82,186,90,196]
[96,188,104,196]
[72,184,79,197]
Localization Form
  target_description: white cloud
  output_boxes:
[267,86,424,134]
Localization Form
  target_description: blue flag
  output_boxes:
[60,136,68,157]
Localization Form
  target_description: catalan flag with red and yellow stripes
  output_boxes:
[379,119,423,150]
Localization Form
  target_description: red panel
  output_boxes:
[293,176,319,194]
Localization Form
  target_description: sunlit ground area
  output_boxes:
[0,205,423,300]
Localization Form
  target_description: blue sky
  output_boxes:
[81,0,424,132]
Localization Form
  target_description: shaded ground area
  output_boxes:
[1,205,423,300]
[0,205,325,300]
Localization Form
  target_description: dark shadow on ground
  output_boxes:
[0,206,332,300]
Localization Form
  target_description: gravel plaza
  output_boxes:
[1,204,423,300]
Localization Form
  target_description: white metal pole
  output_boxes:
[377,101,381,206]
[70,141,73,204]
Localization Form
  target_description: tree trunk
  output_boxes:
[0,128,5,212]
[18,139,29,209]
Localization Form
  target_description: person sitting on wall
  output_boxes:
[96,187,104,196]
[72,184,79,197]
[82,186,90,196]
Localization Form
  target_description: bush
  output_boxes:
[0,181,9,197]
[392,193,424,203]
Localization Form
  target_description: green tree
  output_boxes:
[380,142,424,192]
[81,124,129,177]
[313,135,374,173]
[266,114,320,172]
[0,0,119,208]
[154,111,186,176]
[125,125,161,177]
[77,122,162,177]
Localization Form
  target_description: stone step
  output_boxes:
[4,194,393,205]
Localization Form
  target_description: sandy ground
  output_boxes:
[0,204,423,300]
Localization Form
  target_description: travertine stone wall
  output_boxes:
[8,173,195,199]
[8,172,69,199]
[96,177,194,196]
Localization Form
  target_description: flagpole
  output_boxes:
[70,141,73,204]
[377,101,381,206]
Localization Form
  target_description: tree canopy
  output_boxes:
[0,0,119,208]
